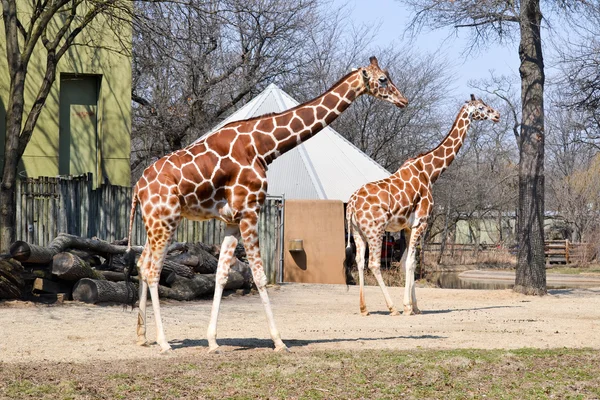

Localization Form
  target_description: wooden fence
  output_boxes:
[545,240,594,265]
[15,174,284,283]
[424,240,595,266]
[423,242,513,266]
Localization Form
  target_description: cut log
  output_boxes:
[158,274,215,301]
[52,252,106,281]
[10,233,144,264]
[100,270,128,282]
[33,278,72,297]
[9,241,56,264]
[68,249,103,268]
[73,278,137,304]
[184,243,219,273]
[162,259,195,278]
[0,259,25,299]
[231,259,253,289]
[225,270,245,290]
[160,270,177,286]
[167,253,200,268]
[157,270,247,301]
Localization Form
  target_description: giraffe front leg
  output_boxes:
[403,225,425,315]
[367,235,400,316]
[148,282,172,353]
[240,213,288,352]
[354,234,369,316]
[207,225,240,354]
[136,279,150,346]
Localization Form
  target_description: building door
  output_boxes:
[283,199,346,284]
[59,75,99,185]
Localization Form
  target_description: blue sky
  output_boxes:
[341,0,521,99]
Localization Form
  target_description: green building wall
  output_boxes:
[0,5,132,187]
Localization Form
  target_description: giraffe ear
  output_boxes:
[362,69,369,79]
[351,67,358,72]
[470,94,476,101]
[369,56,379,67]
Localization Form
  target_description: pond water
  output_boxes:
[426,271,600,290]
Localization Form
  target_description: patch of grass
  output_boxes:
[548,265,600,275]
[2,349,600,399]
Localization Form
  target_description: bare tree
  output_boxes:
[130,0,324,180]
[399,0,584,295]
[545,88,600,242]
[429,97,518,258]
[0,0,130,252]
[554,3,600,148]
[331,45,453,171]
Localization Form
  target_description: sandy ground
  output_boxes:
[1,283,599,363]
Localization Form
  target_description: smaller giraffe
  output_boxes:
[344,95,500,316]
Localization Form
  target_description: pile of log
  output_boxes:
[0,233,253,304]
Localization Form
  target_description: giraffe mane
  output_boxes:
[219,70,360,130]
[408,104,470,162]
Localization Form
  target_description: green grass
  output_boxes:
[2,348,600,399]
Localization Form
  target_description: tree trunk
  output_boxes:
[72,278,138,304]
[0,259,24,299]
[51,252,107,281]
[0,93,24,253]
[515,0,547,295]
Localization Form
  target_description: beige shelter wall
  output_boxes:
[0,3,132,186]
[283,199,346,284]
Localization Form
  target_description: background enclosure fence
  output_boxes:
[15,174,284,282]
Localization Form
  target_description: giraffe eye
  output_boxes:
[378,76,387,83]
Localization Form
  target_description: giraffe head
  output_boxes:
[466,94,500,122]
[359,56,408,108]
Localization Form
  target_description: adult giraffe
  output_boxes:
[344,95,500,316]
[125,57,408,354]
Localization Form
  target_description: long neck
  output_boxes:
[253,71,364,164]
[420,105,471,183]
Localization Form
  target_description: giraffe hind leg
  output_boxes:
[240,212,287,352]
[145,216,179,354]
[136,243,151,346]
[354,232,369,316]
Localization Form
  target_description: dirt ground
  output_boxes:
[1,283,599,363]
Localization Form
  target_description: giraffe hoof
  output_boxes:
[207,346,222,354]
[403,307,416,316]
[136,339,150,347]
[275,345,290,353]
[390,310,401,316]
[159,347,174,355]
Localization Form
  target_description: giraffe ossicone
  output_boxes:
[125,56,408,354]
[344,95,500,317]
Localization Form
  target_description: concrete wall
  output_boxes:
[283,199,346,284]
[0,3,132,187]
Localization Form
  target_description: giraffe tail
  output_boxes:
[123,188,139,310]
[343,207,357,286]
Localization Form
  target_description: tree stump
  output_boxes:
[72,278,137,304]
[52,252,106,281]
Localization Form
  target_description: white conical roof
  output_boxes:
[197,83,390,201]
